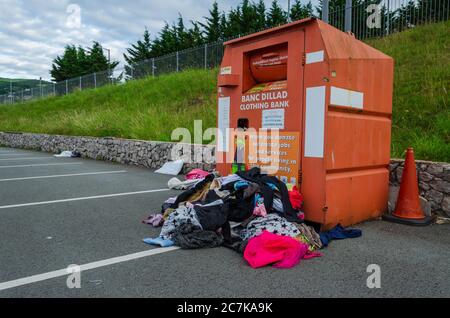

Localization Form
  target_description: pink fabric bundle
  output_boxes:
[185,169,210,180]
[253,204,267,217]
[244,231,321,269]
[142,214,164,227]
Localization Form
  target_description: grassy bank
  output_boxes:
[0,21,449,162]
[0,69,218,141]
[367,21,449,161]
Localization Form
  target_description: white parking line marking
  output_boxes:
[0,188,170,209]
[0,163,83,169]
[0,170,127,182]
[0,247,180,291]
[0,157,54,161]
[0,154,29,157]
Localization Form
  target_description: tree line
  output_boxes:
[50,42,119,82]
[50,0,447,82]
[124,0,314,66]
[51,0,315,81]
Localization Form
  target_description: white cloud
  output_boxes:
[0,0,314,81]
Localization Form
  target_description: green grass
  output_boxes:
[0,70,217,141]
[0,21,449,162]
[367,21,449,162]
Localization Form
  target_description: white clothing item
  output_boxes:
[54,151,75,158]
[164,197,177,204]
[194,199,223,208]
[218,174,245,186]
[168,177,200,190]
[155,159,184,175]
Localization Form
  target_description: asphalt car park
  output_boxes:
[0,147,449,298]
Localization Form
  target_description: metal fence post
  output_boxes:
[345,0,352,32]
[65,80,68,95]
[204,43,208,69]
[152,58,155,77]
[386,0,391,36]
[322,0,329,23]
[94,72,97,88]
[53,83,56,96]
[79,76,82,91]
[176,51,179,72]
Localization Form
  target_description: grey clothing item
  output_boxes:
[243,182,260,199]
[172,223,224,249]
[218,174,245,186]
[239,214,300,241]
[159,206,202,240]
[295,223,323,250]
[213,188,230,199]
[272,198,284,213]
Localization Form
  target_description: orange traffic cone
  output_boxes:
[383,148,434,226]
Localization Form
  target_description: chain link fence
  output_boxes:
[1,0,448,105]
[328,0,449,39]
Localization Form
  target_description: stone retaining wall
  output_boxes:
[1,131,448,216]
[0,132,215,174]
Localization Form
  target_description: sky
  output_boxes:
[0,0,320,81]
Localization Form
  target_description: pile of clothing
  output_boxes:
[142,167,361,269]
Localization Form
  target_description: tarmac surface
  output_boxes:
[0,147,449,298]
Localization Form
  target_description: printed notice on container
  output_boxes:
[262,109,285,129]
[247,131,300,186]
[217,97,230,152]
[220,66,232,75]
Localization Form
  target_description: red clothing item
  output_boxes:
[244,231,318,269]
[185,169,210,180]
[289,186,303,210]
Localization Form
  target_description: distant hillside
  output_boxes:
[0,21,449,162]
[0,78,52,95]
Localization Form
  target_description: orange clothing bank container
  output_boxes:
[215,18,394,230]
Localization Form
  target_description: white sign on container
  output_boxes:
[262,109,285,129]
[218,97,231,152]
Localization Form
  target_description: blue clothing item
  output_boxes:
[234,181,249,190]
[265,182,279,191]
[253,193,266,207]
[319,224,362,247]
[143,237,174,247]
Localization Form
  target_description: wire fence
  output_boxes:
[328,0,449,39]
[1,0,448,105]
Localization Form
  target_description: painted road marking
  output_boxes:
[0,154,29,157]
[0,170,127,182]
[0,188,170,209]
[0,247,180,291]
[0,157,55,161]
[0,163,83,169]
